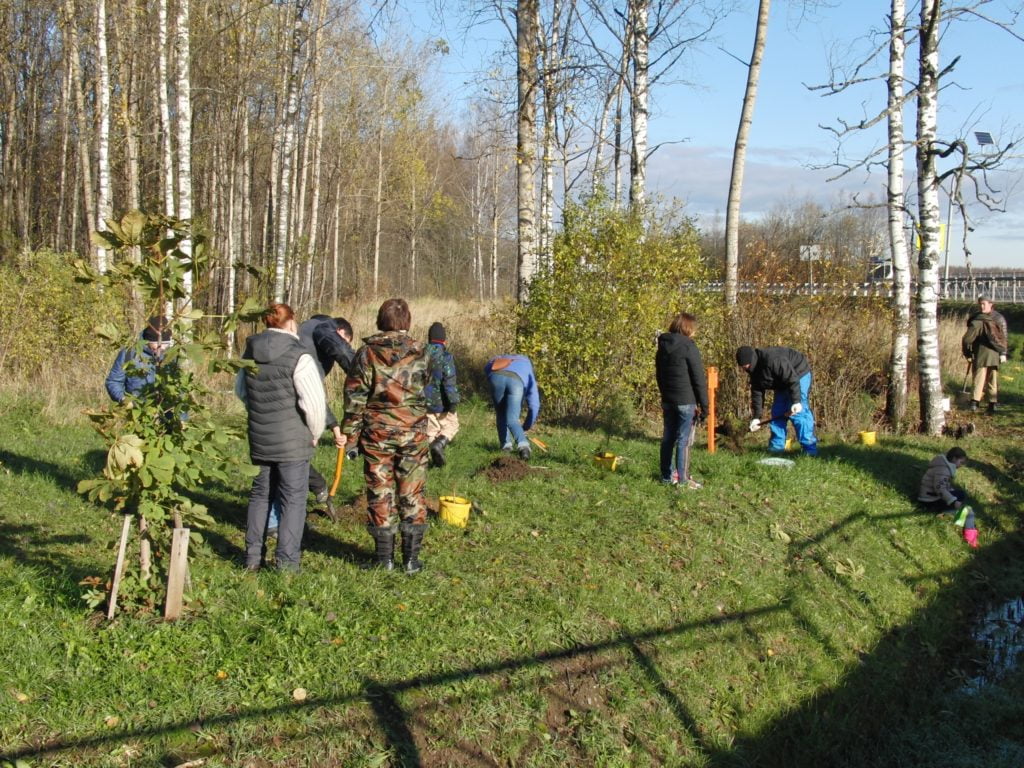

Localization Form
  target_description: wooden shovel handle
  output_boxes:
[330,447,344,497]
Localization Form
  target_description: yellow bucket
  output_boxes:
[439,495,471,528]
[859,430,877,446]
[593,451,620,471]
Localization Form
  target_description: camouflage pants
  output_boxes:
[362,424,429,529]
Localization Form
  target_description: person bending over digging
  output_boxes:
[423,322,461,468]
[484,354,540,460]
[736,345,818,456]
[340,298,431,574]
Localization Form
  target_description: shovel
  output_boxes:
[528,436,549,453]
[324,447,344,523]
[961,360,973,394]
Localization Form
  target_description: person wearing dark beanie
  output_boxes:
[423,322,460,467]
[428,322,446,344]
[736,345,818,456]
[105,316,173,403]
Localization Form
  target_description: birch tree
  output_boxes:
[96,0,112,273]
[914,0,944,435]
[724,0,769,308]
[885,0,911,428]
[516,0,540,302]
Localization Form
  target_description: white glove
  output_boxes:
[1000,355,1007,363]
[790,403,803,416]
[749,418,762,432]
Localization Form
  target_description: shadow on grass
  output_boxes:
[0,447,105,494]
[3,526,1023,766]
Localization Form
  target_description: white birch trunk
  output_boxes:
[628,0,648,210]
[175,0,194,308]
[95,0,112,273]
[516,0,540,302]
[886,0,911,427]
[158,0,175,217]
[725,0,770,308]
[274,0,305,303]
[915,0,944,435]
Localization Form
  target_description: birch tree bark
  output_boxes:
[516,0,540,302]
[95,0,112,273]
[724,0,769,308]
[158,0,175,217]
[627,0,648,210]
[175,0,194,308]
[274,0,306,302]
[885,0,912,428]
[914,0,944,435]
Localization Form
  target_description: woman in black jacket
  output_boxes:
[655,312,708,488]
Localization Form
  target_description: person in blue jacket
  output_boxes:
[105,316,172,403]
[736,345,818,456]
[484,354,540,460]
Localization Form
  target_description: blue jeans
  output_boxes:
[768,372,817,455]
[660,404,696,483]
[489,373,527,449]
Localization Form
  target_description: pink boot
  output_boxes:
[963,528,979,548]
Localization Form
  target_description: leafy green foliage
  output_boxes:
[0,249,123,377]
[518,195,712,421]
[75,211,260,613]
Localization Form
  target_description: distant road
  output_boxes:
[688,276,1024,303]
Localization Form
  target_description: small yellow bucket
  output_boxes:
[439,496,471,528]
[859,430,877,446]
[593,451,620,471]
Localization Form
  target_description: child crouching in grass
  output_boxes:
[917,446,979,547]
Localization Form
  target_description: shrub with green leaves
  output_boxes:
[518,195,712,421]
[75,210,260,614]
[0,249,123,377]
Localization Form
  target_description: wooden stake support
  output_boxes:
[107,514,133,620]
[164,527,191,621]
[707,366,719,454]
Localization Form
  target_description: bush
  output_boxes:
[0,250,124,378]
[518,195,712,422]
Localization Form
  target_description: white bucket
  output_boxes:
[941,397,951,412]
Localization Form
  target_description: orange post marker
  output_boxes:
[706,366,719,454]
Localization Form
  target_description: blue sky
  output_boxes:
[403,0,1024,269]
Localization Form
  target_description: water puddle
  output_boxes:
[962,595,1024,695]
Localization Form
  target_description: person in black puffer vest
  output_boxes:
[235,303,338,572]
[655,312,708,488]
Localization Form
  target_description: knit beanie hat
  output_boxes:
[428,322,446,343]
[142,316,172,342]
[736,346,756,367]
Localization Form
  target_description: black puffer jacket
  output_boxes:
[745,346,811,417]
[655,332,708,411]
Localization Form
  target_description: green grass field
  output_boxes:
[1,367,1023,767]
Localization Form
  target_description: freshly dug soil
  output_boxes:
[476,455,531,483]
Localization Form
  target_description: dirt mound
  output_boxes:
[476,455,531,483]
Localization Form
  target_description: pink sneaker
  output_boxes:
[963,528,979,548]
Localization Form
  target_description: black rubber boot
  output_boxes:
[365,525,395,571]
[988,401,998,414]
[969,400,980,412]
[400,521,427,574]
[429,436,448,468]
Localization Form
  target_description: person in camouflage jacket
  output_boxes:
[423,321,461,467]
[341,298,431,573]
